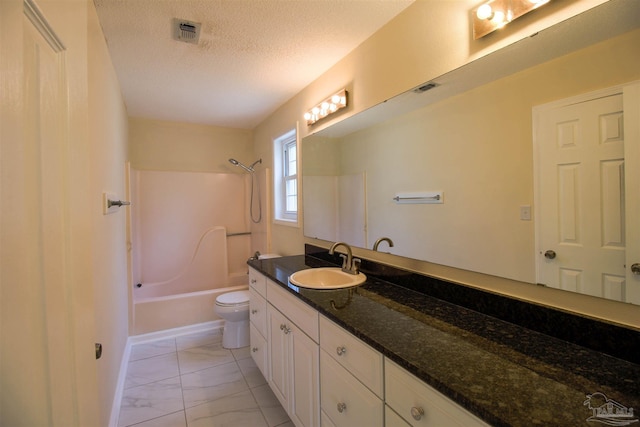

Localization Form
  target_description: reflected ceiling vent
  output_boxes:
[174,19,201,44]
[413,83,438,94]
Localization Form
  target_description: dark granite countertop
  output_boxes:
[248,249,640,427]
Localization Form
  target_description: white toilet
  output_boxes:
[215,290,251,349]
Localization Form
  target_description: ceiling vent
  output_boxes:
[174,19,201,44]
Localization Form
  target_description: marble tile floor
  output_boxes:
[118,328,293,427]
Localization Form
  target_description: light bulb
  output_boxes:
[491,10,505,24]
[476,4,493,20]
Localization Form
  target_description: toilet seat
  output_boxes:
[215,290,250,307]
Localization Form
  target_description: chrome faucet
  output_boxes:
[373,237,394,251]
[329,242,361,275]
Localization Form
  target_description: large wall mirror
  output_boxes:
[303,0,640,305]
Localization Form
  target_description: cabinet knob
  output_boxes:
[280,324,291,334]
[631,263,640,275]
[336,346,347,356]
[252,347,259,353]
[337,402,347,413]
[251,309,258,314]
[411,406,425,421]
[251,279,257,283]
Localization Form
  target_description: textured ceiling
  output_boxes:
[94,0,414,129]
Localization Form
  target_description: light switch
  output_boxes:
[520,205,532,221]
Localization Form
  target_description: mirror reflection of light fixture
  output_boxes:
[473,0,551,39]
[304,89,348,125]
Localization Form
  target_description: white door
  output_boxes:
[535,83,640,304]
[1,0,99,425]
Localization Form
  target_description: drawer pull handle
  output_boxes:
[337,402,347,413]
[252,347,258,353]
[336,346,347,356]
[411,406,425,421]
[251,309,258,314]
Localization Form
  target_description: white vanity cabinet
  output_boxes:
[385,359,490,427]
[249,268,268,377]
[319,315,384,427]
[267,279,320,427]
[249,267,491,427]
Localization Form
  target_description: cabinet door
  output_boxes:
[290,326,320,427]
[267,304,290,409]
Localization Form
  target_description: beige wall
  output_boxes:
[129,117,253,172]
[88,2,130,425]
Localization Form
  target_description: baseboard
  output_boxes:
[108,320,224,427]
[129,319,224,344]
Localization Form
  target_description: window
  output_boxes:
[274,128,298,225]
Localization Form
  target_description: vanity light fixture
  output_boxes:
[304,89,348,125]
[472,0,551,39]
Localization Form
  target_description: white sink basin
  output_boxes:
[289,267,367,289]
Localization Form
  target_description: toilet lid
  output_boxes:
[216,290,250,306]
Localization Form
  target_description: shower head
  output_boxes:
[228,158,261,173]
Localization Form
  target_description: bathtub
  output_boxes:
[133,283,247,335]
[131,224,251,334]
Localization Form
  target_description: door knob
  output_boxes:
[631,263,640,275]
[544,250,556,260]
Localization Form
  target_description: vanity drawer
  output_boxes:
[320,350,383,427]
[267,279,319,342]
[319,315,383,397]
[249,287,267,337]
[249,267,267,297]
[385,359,489,427]
[249,323,268,378]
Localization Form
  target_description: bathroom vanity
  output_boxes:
[248,246,639,427]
